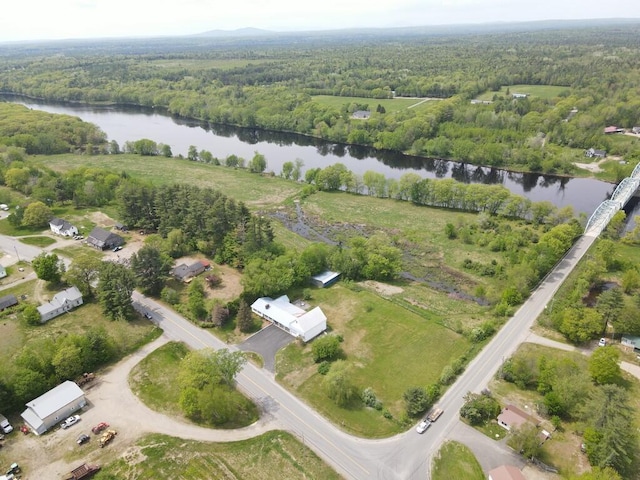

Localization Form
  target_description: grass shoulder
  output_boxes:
[431,441,484,480]
[93,431,340,480]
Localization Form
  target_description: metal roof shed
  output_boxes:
[21,381,86,435]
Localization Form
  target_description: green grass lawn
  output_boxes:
[276,284,470,437]
[129,341,189,417]
[93,431,340,480]
[33,154,301,207]
[0,219,44,237]
[312,95,420,113]
[19,235,56,247]
[128,341,258,429]
[431,441,485,480]
[475,84,570,101]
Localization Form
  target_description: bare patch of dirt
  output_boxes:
[359,280,403,296]
[205,264,243,302]
[89,211,116,227]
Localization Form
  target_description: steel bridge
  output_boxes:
[585,162,640,236]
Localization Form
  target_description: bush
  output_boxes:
[311,334,341,363]
[362,387,383,410]
[21,304,41,326]
[161,287,180,305]
[460,391,501,426]
[317,361,331,375]
[403,386,429,417]
[383,409,393,420]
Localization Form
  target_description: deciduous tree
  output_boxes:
[32,252,65,284]
[65,253,102,297]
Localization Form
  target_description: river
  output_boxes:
[3,94,632,218]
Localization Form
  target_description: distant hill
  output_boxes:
[193,27,275,38]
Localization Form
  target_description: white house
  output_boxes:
[49,218,78,237]
[21,381,86,435]
[251,295,327,342]
[37,286,83,323]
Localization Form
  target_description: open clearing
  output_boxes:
[312,94,422,113]
[475,84,570,101]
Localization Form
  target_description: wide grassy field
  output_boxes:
[431,441,485,480]
[312,95,421,112]
[32,154,301,207]
[475,84,570,101]
[93,431,340,480]
[276,284,470,437]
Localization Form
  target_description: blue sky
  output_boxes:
[1,0,639,42]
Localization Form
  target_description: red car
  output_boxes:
[91,422,109,435]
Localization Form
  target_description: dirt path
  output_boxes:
[24,335,281,479]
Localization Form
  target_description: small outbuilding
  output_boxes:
[0,294,18,311]
[488,465,526,480]
[86,227,124,250]
[21,381,86,435]
[621,335,640,353]
[310,271,341,288]
[49,218,79,237]
[251,295,327,342]
[37,286,83,323]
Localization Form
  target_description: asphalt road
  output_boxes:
[131,231,598,480]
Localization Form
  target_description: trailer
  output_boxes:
[62,463,100,480]
[427,407,444,422]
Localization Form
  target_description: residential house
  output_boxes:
[86,227,124,250]
[49,218,78,237]
[310,271,341,288]
[172,261,206,282]
[604,125,624,134]
[488,465,526,480]
[621,335,640,353]
[470,99,493,105]
[352,110,371,120]
[497,404,539,431]
[251,295,327,342]
[37,286,83,323]
[0,265,6,279]
[0,294,18,311]
[585,148,606,159]
[21,381,86,435]
[512,93,528,99]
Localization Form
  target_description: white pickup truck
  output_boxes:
[0,414,13,434]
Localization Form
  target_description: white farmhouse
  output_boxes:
[37,286,83,323]
[251,295,327,342]
[49,218,79,237]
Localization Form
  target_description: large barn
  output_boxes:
[21,381,86,435]
[251,295,327,342]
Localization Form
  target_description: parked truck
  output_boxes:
[427,407,444,423]
[0,415,13,434]
[62,463,100,480]
[99,430,117,448]
[76,373,95,387]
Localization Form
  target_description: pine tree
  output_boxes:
[236,299,253,333]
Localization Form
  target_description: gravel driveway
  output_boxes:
[10,335,281,479]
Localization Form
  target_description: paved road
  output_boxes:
[131,232,598,480]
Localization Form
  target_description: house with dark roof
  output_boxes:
[37,286,83,323]
[497,404,539,431]
[585,148,606,159]
[86,227,124,250]
[172,261,206,282]
[0,294,18,311]
[49,218,78,237]
[21,381,86,435]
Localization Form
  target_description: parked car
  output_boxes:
[91,422,109,435]
[61,415,81,429]
[598,338,606,347]
[76,433,90,445]
[416,419,431,434]
[0,414,13,434]
[112,246,123,252]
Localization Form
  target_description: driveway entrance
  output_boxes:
[239,324,294,372]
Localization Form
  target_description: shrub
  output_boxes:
[317,361,331,375]
[311,334,341,363]
[161,287,180,305]
[403,386,429,417]
[362,387,383,410]
[460,391,501,426]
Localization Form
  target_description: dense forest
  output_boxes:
[2,23,640,173]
